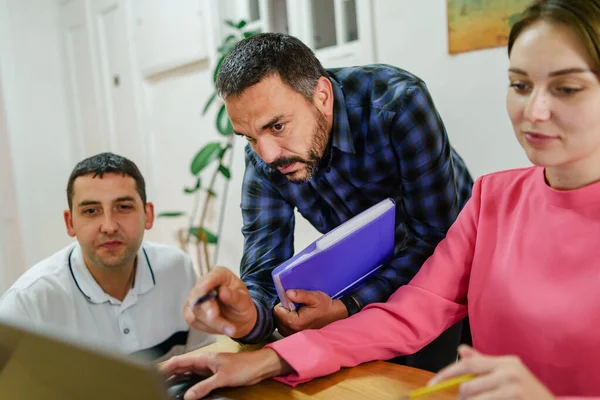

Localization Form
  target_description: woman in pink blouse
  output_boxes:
[163,1,600,398]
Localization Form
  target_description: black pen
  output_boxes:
[187,289,218,308]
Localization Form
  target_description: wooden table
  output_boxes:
[187,337,457,399]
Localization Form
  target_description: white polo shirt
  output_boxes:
[0,241,214,361]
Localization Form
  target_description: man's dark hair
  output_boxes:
[215,33,328,101]
[66,152,147,210]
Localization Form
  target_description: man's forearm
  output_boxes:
[254,348,294,380]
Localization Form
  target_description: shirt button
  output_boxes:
[124,328,130,334]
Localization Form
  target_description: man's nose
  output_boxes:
[256,136,281,165]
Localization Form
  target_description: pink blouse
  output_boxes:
[267,167,600,398]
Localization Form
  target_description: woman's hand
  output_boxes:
[429,345,556,400]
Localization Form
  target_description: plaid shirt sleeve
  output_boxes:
[346,82,464,313]
[236,152,295,343]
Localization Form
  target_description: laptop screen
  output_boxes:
[0,318,168,399]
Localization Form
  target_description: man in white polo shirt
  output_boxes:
[0,152,214,361]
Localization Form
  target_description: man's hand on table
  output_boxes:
[160,348,292,399]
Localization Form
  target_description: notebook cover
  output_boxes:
[272,198,396,310]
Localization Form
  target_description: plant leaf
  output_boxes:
[216,104,234,136]
[236,20,247,29]
[223,34,236,44]
[157,211,185,218]
[218,164,231,179]
[213,55,226,84]
[202,92,218,115]
[243,29,261,38]
[217,41,237,55]
[183,178,202,194]
[203,228,219,244]
[190,143,222,175]
[224,19,237,28]
[217,45,232,55]
[218,144,231,158]
[189,227,218,244]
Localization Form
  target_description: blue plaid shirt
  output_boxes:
[238,64,473,343]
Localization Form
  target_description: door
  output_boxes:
[89,0,147,173]
[59,0,108,159]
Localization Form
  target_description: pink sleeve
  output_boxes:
[266,178,485,386]
[559,398,600,399]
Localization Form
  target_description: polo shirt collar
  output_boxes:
[69,243,156,304]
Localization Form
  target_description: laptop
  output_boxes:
[0,318,195,399]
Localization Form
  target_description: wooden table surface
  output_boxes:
[188,337,457,399]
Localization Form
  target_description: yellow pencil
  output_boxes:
[401,374,475,399]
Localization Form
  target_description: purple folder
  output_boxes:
[272,198,396,311]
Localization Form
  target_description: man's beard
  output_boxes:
[268,109,329,184]
[87,239,139,271]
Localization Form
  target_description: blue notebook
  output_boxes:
[272,198,396,311]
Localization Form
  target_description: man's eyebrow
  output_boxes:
[114,196,136,202]
[77,197,136,207]
[232,114,290,136]
[261,114,287,131]
[77,200,100,207]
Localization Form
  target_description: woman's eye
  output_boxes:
[510,82,530,93]
[555,87,582,95]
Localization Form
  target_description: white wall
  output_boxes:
[0,58,26,291]
[0,0,9,291]
[0,69,26,292]
[373,0,530,178]
[0,0,75,274]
